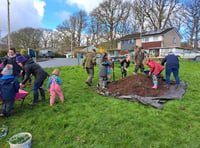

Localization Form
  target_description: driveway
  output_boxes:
[37,58,82,68]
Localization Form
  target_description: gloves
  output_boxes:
[82,66,85,69]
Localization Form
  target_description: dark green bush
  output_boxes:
[0,50,8,57]
[54,52,65,58]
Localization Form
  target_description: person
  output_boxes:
[82,49,96,86]
[98,53,112,89]
[0,64,20,117]
[16,53,32,87]
[143,58,164,89]
[133,47,145,74]
[120,55,130,78]
[161,52,180,88]
[2,48,21,78]
[16,55,49,105]
[107,54,113,79]
[47,69,64,107]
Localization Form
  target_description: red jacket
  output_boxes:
[147,59,164,75]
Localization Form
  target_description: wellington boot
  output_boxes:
[152,85,158,89]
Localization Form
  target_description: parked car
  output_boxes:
[39,50,54,58]
[181,50,200,61]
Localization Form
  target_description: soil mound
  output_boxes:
[107,74,171,97]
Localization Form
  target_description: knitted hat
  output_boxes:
[2,64,13,76]
[15,52,21,57]
[16,55,27,63]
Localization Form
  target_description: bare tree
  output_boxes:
[132,0,183,30]
[183,0,200,48]
[40,29,53,48]
[90,0,131,49]
[87,17,105,46]
[75,10,88,47]
[11,27,42,49]
[116,19,134,38]
[56,20,72,49]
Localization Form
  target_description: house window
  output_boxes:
[173,37,176,44]
[144,37,149,42]
[153,36,159,41]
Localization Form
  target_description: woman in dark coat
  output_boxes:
[2,48,21,77]
[16,55,49,105]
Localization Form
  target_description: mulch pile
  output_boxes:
[107,74,175,97]
[97,74,187,109]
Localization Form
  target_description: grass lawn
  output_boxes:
[0,59,200,148]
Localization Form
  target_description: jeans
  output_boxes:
[1,99,15,116]
[166,66,180,85]
[33,80,45,103]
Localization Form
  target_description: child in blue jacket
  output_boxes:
[0,64,20,117]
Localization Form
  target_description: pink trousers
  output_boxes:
[50,83,64,105]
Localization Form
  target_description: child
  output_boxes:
[120,55,130,78]
[47,69,64,106]
[0,64,20,117]
[143,58,164,89]
[99,53,112,89]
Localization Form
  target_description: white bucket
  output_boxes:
[9,132,32,148]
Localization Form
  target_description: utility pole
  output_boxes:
[0,30,1,49]
[140,5,143,48]
[71,31,73,58]
[7,0,11,49]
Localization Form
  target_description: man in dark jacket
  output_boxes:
[2,48,21,77]
[161,52,180,87]
[82,49,96,86]
[133,47,145,74]
[0,64,20,117]
[16,55,49,105]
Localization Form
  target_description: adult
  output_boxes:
[16,53,32,86]
[2,48,21,78]
[133,47,145,74]
[98,53,112,89]
[82,49,97,86]
[161,52,180,88]
[16,55,49,105]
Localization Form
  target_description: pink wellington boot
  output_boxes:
[152,85,158,89]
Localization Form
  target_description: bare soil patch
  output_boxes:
[107,74,175,97]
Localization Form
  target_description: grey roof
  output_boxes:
[120,27,182,40]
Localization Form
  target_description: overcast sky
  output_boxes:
[0,0,103,38]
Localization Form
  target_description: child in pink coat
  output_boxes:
[143,58,164,89]
[47,69,64,106]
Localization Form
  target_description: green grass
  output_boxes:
[0,59,200,147]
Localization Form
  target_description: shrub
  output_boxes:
[0,50,8,57]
